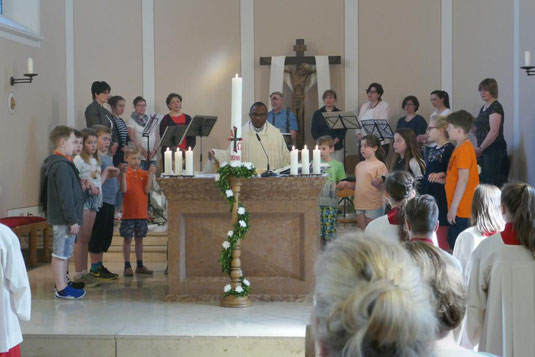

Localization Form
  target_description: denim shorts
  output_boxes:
[52,225,76,260]
[120,219,148,239]
[355,207,384,219]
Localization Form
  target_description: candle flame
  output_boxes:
[292,146,296,151]
[315,145,319,150]
[235,73,238,78]
[304,145,307,150]
[188,147,192,151]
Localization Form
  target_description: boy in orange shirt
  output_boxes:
[444,110,480,250]
[119,144,156,276]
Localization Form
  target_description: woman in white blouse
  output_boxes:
[357,82,391,156]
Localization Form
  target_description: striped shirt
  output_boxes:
[113,116,129,147]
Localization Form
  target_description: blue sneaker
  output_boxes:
[55,286,86,299]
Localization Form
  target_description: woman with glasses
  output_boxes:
[357,82,391,157]
[396,95,428,141]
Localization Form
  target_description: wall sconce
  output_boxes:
[10,57,38,85]
[521,50,535,76]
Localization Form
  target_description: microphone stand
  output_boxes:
[255,133,277,177]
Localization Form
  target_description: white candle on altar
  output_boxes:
[174,149,183,175]
[301,145,310,174]
[27,57,34,74]
[231,74,242,162]
[185,147,194,175]
[290,146,299,175]
[525,50,532,66]
[313,145,321,174]
[164,148,173,175]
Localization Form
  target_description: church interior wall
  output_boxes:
[0,0,66,217]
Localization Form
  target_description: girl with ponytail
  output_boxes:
[313,233,437,357]
[467,182,535,357]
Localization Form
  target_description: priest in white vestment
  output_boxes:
[208,102,290,171]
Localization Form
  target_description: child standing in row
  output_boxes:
[316,136,346,245]
[88,125,122,281]
[120,145,155,276]
[393,128,426,185]
[338,135,387,230]
[421,115,455,249]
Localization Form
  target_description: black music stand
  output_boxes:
[321,111,361,166]
[360,119,395,143]
[185,115,217,170]
[160,126,188,149]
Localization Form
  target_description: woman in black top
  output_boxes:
[311,89,346,153]
[474,78,509,187]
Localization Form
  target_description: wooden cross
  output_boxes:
[260,39,341,66]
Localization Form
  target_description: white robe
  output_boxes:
[0,224,31,352]
[365,214,438,246]
[211,121,290,171]
[453,226,487,278]
[466,231,535,357]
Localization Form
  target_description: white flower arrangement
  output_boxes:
[237,207,246,215]
[243,279,250,287]
[225,189,234,198]
[220,161,228,168]
[227,230,234,237]
[239,220,247,228]
[224,284,231,293]
[222,241,231,249]
[230,161,240,167]
[243,162,253,170]
[235,285,244,293]
[215,174,220,182]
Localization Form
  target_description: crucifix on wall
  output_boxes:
[260,39,341,147]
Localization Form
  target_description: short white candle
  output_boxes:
[185,147,194,175]
[164,148,173,175]
[290,146,299,175]
[525,50,531,67]
[301,145,310,174]
[174,149,183,175]
[313,145,321,174]
[27,57,34,74]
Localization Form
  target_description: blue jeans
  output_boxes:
[447,217,470,250]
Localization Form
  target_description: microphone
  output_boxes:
[255,133,276,177]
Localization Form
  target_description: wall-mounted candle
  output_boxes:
[313,145,321,174]
[185,147,194,175]
[174,149,183,175]
[27,57,34,74]
[164,148,173,175]
[301,145,310,174]
[290,146,299,175]
[525,50,531,67]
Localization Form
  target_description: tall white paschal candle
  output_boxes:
[164,148,173,175]
[290,146,299,175]
[174,149,183,175]
[27,57,34,74]
[301,145,310,174]
[313,145,321,174]
[185,147,194,175]
[231,74,242,162]
[525,50,532,66]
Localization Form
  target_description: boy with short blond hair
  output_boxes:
[316,135,346,244]
[120,144,155,276]
[43,126,85,299]
[445,110,480,250]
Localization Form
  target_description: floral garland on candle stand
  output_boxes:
[216,161,256,297]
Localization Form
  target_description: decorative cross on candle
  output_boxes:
[228,126,243,153]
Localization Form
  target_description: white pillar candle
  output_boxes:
[164,148,173,175]
[313,145,321,174]
[231,74,242,162]
[185,147,194,175]
[290,146,299,176]
[301,145,310,174]
[174,149,183,175]
[27,57,34,74]
[525,50,531,66]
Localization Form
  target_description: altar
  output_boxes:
[158,176,325,300]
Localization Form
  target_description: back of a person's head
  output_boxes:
[446,110,473,134]
[385,171,416,242]
[405,195,439,237]
[404,242,467,337]
[314,233,437,357]
[471,184,505,235]
[501,182,535,255]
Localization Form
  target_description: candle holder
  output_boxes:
[10,73,38,86]
[521,66,535,76]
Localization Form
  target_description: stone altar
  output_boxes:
[158,176,325,300]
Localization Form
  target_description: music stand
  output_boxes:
[360,119,395,143]
[185,115,217,169]
[321,111,361,166]
[160,126,188,149]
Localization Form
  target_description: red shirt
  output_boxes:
[122,167,149,220]
[171,114,187,150]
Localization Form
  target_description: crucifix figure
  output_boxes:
[260,39,341,147]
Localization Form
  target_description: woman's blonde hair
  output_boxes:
[471,184,505,235]
[404,242,467,337]
[430,115,449,139]
[314,234,437,356]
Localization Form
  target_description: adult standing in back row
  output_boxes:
[357,83,391,156]
[84,81,118,151]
